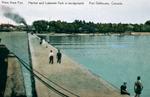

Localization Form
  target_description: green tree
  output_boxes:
[32,20,48,33]
[145,20,150,25]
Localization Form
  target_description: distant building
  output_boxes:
[0,24,16,32]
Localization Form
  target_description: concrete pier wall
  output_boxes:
[0,32,35,97]
[0,44,26,97]
[4,54,26,97]
[29,34,129,97]
[0,45,9,97]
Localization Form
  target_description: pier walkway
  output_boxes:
[29,34,129,97]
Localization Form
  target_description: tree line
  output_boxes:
[1,20,150,33]
[32,20,150,34]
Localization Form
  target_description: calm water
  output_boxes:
[0,32,32,97]
[45,34,150,97]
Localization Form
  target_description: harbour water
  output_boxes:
[46,34,150,97]
[1,32,150,97]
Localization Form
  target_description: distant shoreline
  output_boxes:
[131,32,150,35]
[2,31,150,36]
[35,32,150,36]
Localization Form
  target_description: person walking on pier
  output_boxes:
[40,38,42,45]
[49,50,54,64]
[57,49,62,64]
[134,76,143,97]
[120,82,130,95]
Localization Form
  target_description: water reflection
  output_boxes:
[46,34,150,97]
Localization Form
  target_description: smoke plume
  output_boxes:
[1,5,29,32]
[4,12,27,26]
[1,5,27,26]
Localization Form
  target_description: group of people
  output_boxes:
[39,37,62,64]
[49,49,62,64]
[120,76,143,97]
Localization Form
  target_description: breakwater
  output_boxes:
[29,33,129,97]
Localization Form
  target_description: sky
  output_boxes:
[0,0,150,25]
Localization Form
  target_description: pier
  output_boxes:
[0,32,130,97]
[29,34,129,97]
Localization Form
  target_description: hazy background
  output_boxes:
[0,0,150,25]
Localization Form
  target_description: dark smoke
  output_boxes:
[4,12,27,26]
[1,5,28,32]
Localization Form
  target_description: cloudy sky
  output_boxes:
[0,0,150,25]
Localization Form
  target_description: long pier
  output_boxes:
[0,32,129,97]
[29,33,129,97]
